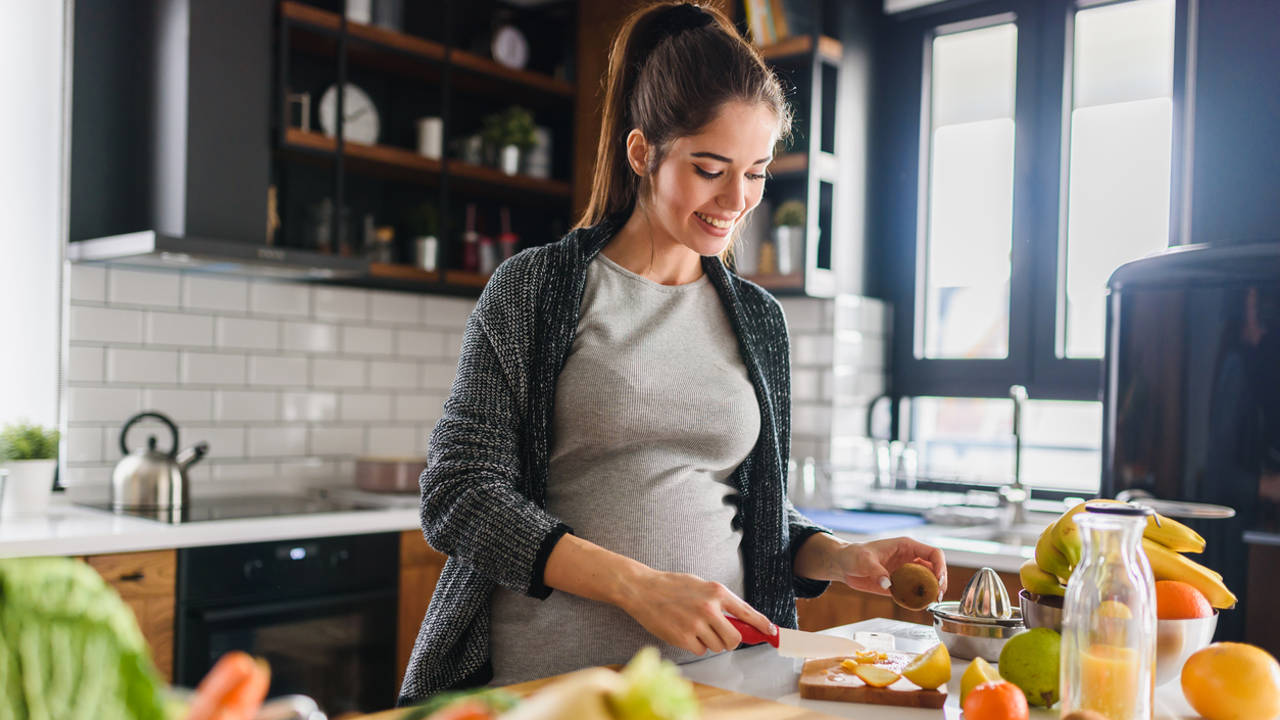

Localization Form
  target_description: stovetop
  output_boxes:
[83,491,411,524]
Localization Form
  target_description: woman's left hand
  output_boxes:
[830,537,948,598]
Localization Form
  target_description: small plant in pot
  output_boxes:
[482,106,537,175]
[404,202,440,272]
[772,200,806,276]
[0,421,59,517]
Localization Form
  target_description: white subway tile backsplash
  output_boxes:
[69,264,106,302]
[147,311,215,346]
[182,351,247,385]
[420,361,457,391]
[371,293,421,325]
[217,317,279,350]
[278,457,341,480]
[309,426,366,456]
[249,281,310,317]
[394,393,444,423]
[366,426,421,457]
[340,392,393,421]
[68,387,142,423]
[184,425,246,459]
[341,325,393,355]
[60,464,113,489]
[282,391,338,422]
[395,329,445,358]
[215,390,279,422]
[312,358,365,388]
[792,368,822,402]
[107,348,179,384]
[70,306,144,344]
[792,403,833,437]
[248,426,308,457]
[142,388,213,423]
[369,360,419,389]
[314,287,369,321]
[779,298,832,332]
[66,345,105,383]
[184,275,249,313]
[212,461,278,482]
[65,426,105,463]
[282,321,339,353]
[793,334,835,367]
[248,355,308,387]
[107,268,181,307]
[422,297,473,329]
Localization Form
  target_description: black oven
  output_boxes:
[175,533,399,716]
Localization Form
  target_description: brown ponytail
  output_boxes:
[575,2,791,231]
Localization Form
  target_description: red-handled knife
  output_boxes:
[726,616,866,659]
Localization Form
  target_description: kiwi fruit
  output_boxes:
[889,563,939,611]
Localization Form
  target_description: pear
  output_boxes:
[998,627,1062,707]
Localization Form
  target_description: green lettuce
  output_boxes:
[0,557,168,720]
[606,648,699,720]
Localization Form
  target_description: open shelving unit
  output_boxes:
[274,0,576,295]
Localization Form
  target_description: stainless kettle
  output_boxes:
[111,411,208,510]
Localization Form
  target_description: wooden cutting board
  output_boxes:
[358,670,840,720]
[798,654,947,709]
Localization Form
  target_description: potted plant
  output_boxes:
[772,200,807,275]
[0,421,59,517]
[483,106,538,175]
[404,202,440,272]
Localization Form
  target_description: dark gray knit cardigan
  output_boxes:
[399,218,831,704]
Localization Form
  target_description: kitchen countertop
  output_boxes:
[679,618,1201,719]
[0,495,1034,570]
[0,494,421,558]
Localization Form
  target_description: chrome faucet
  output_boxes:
[999,385,1030,528]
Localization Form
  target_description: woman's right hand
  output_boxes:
[616,569,775,656]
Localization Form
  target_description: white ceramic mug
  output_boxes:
[416,117,443,159]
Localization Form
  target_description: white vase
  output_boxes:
[0,458,56,517]
[773,226,805,275]
[500,144,520,175]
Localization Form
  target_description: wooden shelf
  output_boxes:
[770,153,808,176]
[282,128,570,198]
[443,270,493,288]
[281,1,570,99]
[744,272,806,291]
[368,263,439,283]
[759,35,843,64]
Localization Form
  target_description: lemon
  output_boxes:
[961,656,1002,705]
[902,643,951,690]
[853,664,901,688]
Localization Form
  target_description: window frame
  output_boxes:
[874,0,1194,403]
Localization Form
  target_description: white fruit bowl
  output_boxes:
[1155,612,1218,686]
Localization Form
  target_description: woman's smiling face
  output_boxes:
[643,100,778,257]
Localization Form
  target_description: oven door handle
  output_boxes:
[189,588,396,623]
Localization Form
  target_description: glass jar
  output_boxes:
[1060,503,1158,720]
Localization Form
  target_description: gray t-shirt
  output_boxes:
[488,253,761,685]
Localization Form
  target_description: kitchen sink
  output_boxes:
[928,522,1049,546]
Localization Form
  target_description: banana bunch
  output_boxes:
[1024,499,1237,609]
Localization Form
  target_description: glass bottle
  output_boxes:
[1060,503,1158,720]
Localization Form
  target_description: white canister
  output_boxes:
[416,117,443,160]
[0,459,56,517]
[499,145,521,175]
[525,126,553,179]
[415,236,438,271]
[346,0,372,24]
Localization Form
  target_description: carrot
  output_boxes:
[185,652,271,720]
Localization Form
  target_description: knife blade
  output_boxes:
[726,617,866,659]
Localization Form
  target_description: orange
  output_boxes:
[963,680,1029,720]
[1181,642,1280,720]
[1155,580,1213,619]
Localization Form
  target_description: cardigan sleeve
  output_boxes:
[787,501,832,598]
[418,302,570,600]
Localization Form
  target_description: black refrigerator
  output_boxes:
[1102,241,1280,647]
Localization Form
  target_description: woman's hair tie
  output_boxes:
[656,3,714,38]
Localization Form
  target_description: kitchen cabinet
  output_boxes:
[84,549,177,682]
[397,529,447,686]
[796,565,1019,632]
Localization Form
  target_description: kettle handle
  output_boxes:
[120,411,179,458]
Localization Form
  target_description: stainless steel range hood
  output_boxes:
[67,231,368,279]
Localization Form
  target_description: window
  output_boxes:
[875,0,1190,491]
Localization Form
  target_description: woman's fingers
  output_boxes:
[720,592,774,638]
